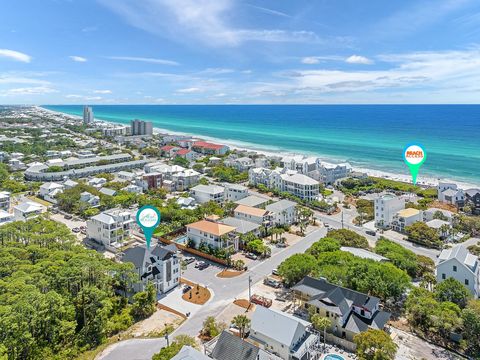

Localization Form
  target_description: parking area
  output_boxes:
[50,213,87,241]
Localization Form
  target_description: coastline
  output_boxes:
[38,106,480,190]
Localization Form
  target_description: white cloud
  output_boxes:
[85,96,103,101]
[246,4,291,18]
[93,89,112,94]
[176,87,202,93]
[1,86,57,96]
[99,0,323,47]
[65,94,83,99]
[301,57,320,64]
[200,68,235,75]
[345,55,374,65]
[106,56,179,66]
[70,55,88,62]
[0,49,31,63]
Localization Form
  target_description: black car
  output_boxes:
[366,230,377,236]
[197,262,210,270]
[182,285,192,294]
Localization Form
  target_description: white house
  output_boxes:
[88,177,107,189]
[266,199,297,226]
[280,173,319,201]
[0,191,11,211]
[426,219,451,238]
[436,245,479,298]
[317,161,351,185]
[13,201,44,221]
[234,205,272,227]
[122,244,180,294]
[374,193,405,229]
[190,184,225,204]
[186,219,237,250]
[0,210,14,226]
[224,184,249,202]
[39,182,64,204]
[63,179,78,189]
[391,208,422,233]
[249,306,315,360]
[86,209,134,250]
[122,184,143,194]
[437,182,465,207]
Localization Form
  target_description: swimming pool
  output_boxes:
[174,234,188,245]
[323,355,345,360]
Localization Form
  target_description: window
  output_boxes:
[442,273,446,279]
[465,279,469,286]
[453,265,457,272]
[361,309,365,316]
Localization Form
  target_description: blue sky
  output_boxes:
[1,0,480,104]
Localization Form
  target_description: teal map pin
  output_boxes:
[136,205,161,249]
[403,143,427,185]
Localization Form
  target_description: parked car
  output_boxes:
[366,230,377,236]
[182,285,192,294]
[72,227,80,233]
[264,277,282,288]
[250,294,272,308]
[64,214,73,220]
[276,242,287,248]
[272,268,279,276]
[183,256,195,264]
[197,262,210,270]
[245,253,258,260]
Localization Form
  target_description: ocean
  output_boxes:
[43,105,480,187]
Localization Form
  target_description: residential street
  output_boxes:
[97,228,326,360]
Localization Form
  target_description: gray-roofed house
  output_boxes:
[210,330,281,360]
[249,306,317,360]
[172,346,210,360]
[99,187,117,197]
[235,195,271,208]
[265,199,297,226]
[220,217,262,236]
[436,245,479,298]
[122,244,180,295]
[340,247,389,262]
[292,276,391,347]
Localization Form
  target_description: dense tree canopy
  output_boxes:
[0,217,147,359]
[325,229,369,249]
[354,329,398,360]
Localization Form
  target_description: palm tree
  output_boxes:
[311,314,330,351]
[232,314,251,338]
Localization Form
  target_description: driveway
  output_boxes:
[97,228,326,360]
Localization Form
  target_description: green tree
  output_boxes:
[405,222,442,248]
[232,315,250,339]
[151,334,197,360]
[326,229,369,248]
[435,278,471,308]
[307,237,341,256]
[354,329,398,360]
[462,300,480,356]
[200,316,225,340]
[278,254,317,286]
[131,283,157,320]
[374,238,418,277]
[310,314,330,350]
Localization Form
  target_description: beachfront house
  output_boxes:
[465,188,480,214]
[122,244,180,295]
[220,217,262,237]
[437,182,465,207]
[436,245,479,298]
[249,306,317,360]
[235,194,271,208]
[86,209,134,250]
[317,161,351,185]
[374,193,405,229]
[292,276,391,349]
[266,199,297,226]
[190,184,225,204]
[186,218,238,250]
[192,141,229,155]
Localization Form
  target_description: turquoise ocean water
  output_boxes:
[43,105,480,186]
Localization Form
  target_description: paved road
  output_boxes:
[98,228,326,360]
